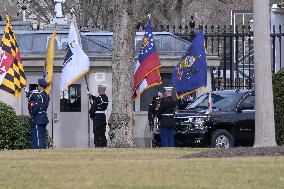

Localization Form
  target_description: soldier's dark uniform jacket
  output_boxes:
[89,94,109,147]
[156,96,176,128]
[90,94,108,118]
[27,90,50,149]
[27,91,50,125]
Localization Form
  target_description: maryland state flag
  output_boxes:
[0,14,26,98]
[172,30,207,98]
[43,30,56,94]
[132,16,162,99]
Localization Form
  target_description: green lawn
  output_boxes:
[0,148,283,189]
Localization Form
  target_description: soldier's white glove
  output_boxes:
[87,91,91,96]
[24,87,29,93]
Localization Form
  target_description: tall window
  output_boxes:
[60,84,81,112]
[29,84,37,91]
[241,94,255,110]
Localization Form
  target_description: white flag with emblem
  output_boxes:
[60,16,90,92]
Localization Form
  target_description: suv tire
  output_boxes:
[211,129,234,148]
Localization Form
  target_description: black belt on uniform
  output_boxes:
[161,114,174,116]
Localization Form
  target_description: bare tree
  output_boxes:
[108,0,137,147]
[106,0,184,147]
[2,0,283,29]
[0,0,114,30]
[253,0,277,147]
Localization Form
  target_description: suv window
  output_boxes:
[187,92,242,110]
[240,94,255,109]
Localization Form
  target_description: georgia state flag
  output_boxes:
[132,17,162,99]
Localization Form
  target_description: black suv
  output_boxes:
[152,90,255,148]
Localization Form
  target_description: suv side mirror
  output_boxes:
[237,103,254,112]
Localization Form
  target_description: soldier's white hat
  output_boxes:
[98,84,107,88]
[163,86,173,91]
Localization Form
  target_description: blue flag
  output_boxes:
[172,30,207,98]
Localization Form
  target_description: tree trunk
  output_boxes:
[108,0,136,147]
[253,0,277,147]
[173,0,183,26]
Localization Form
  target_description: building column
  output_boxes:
[253,0,277,147]
[197,56,221,96]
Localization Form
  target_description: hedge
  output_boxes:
[273,68,284,145]
[0,101,30,150]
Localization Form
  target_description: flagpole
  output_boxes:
[51,88,54,142]
[80,15,91,147]
[85,74,91,147]
[50,29,55,147]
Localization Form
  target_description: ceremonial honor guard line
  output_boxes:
[0,19,220,148]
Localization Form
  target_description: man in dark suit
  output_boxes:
[26,79,50,149]
[156,87,176,147]
[89,84,109,147]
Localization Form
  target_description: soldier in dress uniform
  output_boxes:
[89,84,109,147]
[26,79,50,149]
[156,87,176,147]
[148,95,161,132]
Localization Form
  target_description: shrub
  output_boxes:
[273,69,284,145]
[0,101,31,150]
[13,115,31,149]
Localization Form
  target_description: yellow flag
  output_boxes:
[45,30,56,94]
